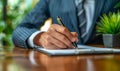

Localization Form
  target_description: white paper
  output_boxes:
[35,45,120,55]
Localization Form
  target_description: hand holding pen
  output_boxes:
[34,17,78,49]
[57,16,78,48]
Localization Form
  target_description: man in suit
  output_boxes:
[12,0,120,49]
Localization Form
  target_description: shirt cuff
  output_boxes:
[28,31,45,48]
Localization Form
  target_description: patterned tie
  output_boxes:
[75,0,87,42]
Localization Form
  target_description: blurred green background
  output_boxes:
[0,0,38,47]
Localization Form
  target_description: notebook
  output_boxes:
[34,45,120,56]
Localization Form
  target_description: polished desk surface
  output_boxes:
[1,45,120,71]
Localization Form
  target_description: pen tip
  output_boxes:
[72,42,78,48]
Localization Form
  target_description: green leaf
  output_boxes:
[3,34,13,46]
[0,21,6,33]
[96,11,120,35]
[114,2,120,8]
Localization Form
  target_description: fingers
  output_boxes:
[71,32,78,37]
[46,35,68,49]
[39,32,69,49]
[37,24,78,49]
[51,24,74,42]
[48,28,73,48]
[71,32,78,42]
[38,33,59,49]
[44,43,60,50]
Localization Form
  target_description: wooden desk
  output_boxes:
[1,46,120,71]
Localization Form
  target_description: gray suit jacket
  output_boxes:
[12,0,120,48]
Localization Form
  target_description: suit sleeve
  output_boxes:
[12,0,50,48]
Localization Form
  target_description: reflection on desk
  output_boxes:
[0,46,120,71]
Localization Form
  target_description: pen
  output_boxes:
[57,16,78,48]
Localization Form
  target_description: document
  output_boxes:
[35,45,120,56]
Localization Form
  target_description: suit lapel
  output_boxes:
[92,0,106,25]
[85,0,106,43]
[89,0,106,33]
[65,0,82,43]
[64,0,79,32]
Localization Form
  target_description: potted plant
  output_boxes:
[96,11,120,48]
